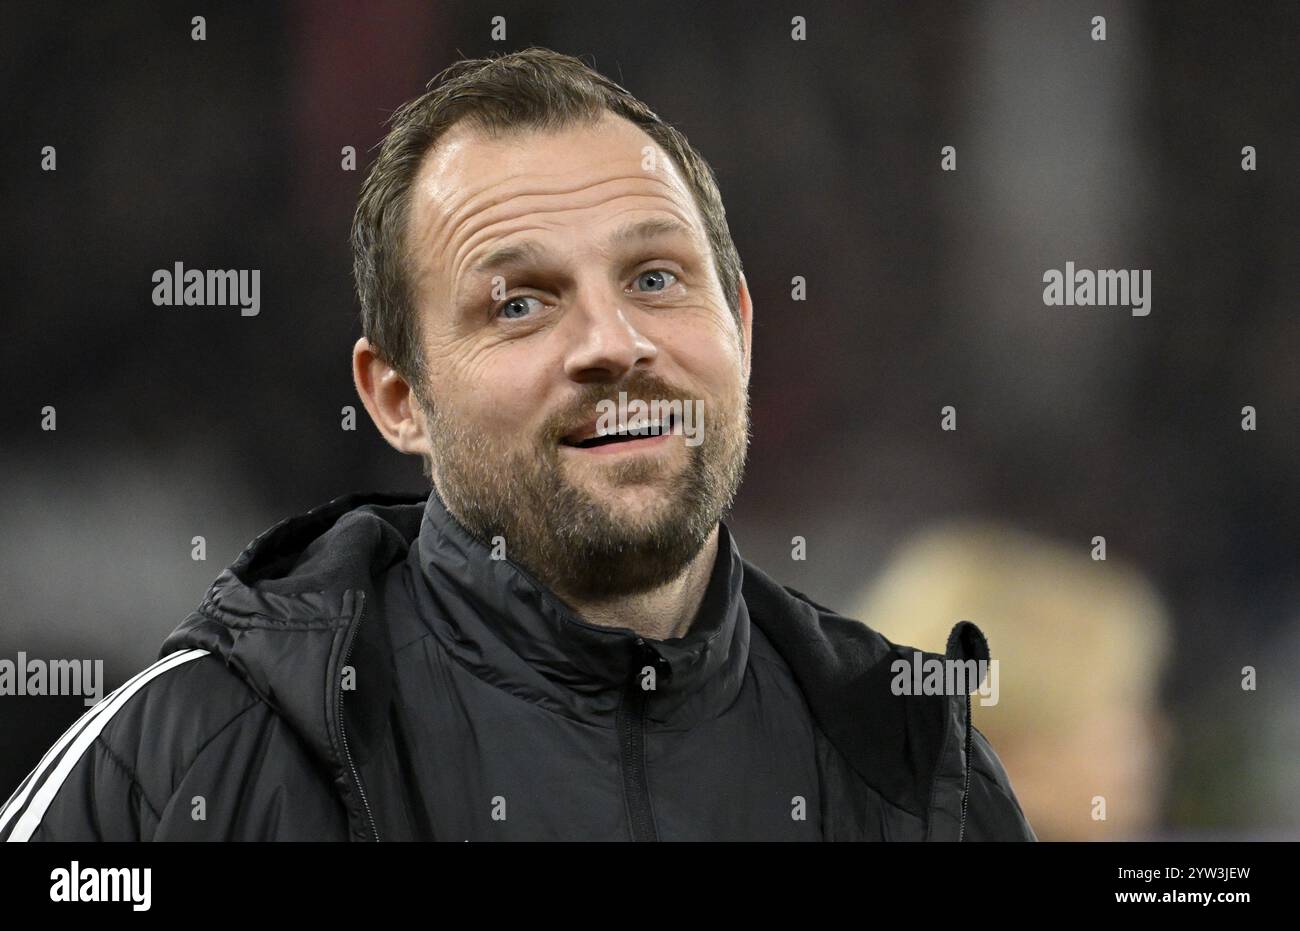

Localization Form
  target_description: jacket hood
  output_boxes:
[161,491,425,778]
[162,490,992,840]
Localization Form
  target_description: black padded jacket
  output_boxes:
[0,490,1036,842]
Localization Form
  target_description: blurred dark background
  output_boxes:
[1,0,1296,837]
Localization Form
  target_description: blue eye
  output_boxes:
[634,269,677,293]
[498,295,542,319]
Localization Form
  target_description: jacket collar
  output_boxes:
[405,489,749,726]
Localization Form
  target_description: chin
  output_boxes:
[583,483,678,526]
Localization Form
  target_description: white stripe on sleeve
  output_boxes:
[1,648,209,841]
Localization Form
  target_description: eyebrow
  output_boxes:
[466,216,697,280]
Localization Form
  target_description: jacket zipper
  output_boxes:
[958,690,972,841]
[338,589,380,841]
[617,638,659,842]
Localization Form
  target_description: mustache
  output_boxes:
[544,373,696,441]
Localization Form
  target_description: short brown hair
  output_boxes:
[351,47,744,386]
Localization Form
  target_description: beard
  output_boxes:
[415,369,750,602]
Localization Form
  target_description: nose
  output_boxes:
[561,287,658,383]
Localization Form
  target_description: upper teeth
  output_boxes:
[604,419,662,437]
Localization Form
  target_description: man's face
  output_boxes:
[403,112,751,601]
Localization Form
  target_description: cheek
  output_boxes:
[440,346,553,441]
[653,315,745,399]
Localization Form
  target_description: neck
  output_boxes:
[557,527,720,641]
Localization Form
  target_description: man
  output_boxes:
[1,48,1033,841]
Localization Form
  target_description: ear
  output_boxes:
[736,272,754,383]
[351,337,433,459]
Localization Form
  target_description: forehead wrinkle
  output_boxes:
[450,199,701,303]
[408,114,688,262]
[410,142,700,311]
[422,155,684,249]
[451,168,686,243]
[446,181,699,292]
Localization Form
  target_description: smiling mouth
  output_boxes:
[560,412,679,449]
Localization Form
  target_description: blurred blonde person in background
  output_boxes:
[850,522,1173,841]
